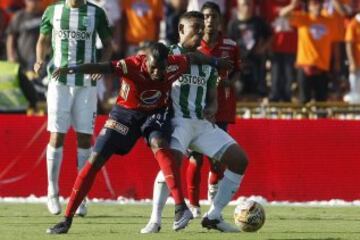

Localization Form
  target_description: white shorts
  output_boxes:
[47,81,97,134]
[170,117,236,161]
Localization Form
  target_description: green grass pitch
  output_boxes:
[1,203,360,240]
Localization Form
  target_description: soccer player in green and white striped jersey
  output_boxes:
[34,0,112,216]
[169,44,218,120]
[141,11,248,233]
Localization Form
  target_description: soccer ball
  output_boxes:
[233,200,266,232]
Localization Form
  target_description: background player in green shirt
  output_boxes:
[34,0,112,216]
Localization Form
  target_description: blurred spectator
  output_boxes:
[89,0,121,54]
[280,0,341,104]
[0,9,8,59]
[262,0,298,102]
[187,0,234,28]
[227,0,272,99]
[165,0,188,45]
[120,0,163,56]
[322,0,353,99]
[6,0,45,111]
[344,12,360,103]
[89,0,122,114]
[0,0,24,19]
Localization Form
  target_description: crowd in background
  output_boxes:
[1,0,360,114]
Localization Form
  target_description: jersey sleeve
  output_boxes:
[111,56,138,77]
[168,55,189,74]
[40,6,54,35]
[207,67,219,89]
[96,7,112,41]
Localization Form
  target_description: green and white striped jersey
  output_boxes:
[40,1,111,86]
[170,44,218,120]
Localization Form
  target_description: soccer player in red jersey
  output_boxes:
[185,2,242,218]
[45,42,232,234]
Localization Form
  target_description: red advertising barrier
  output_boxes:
[1,115,360,201]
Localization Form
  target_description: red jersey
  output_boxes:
[112,55,188,111]
[199,35,241,123]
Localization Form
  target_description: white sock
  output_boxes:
[208,169,243,220]
[77,147,92,172]
[149,171,170,225]
[46,145,63,196]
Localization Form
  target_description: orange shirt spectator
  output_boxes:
[290,11,337,71]
[345,15,360,68]
[322,0,352,41]
[121,0,163,54]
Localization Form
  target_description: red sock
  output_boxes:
[65,162,99,217]
[209,160,225,185]
[186,160,202,207]
[154,149,184,205]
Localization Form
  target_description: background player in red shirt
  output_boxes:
[46,42,233,234]
[186,2,242,218]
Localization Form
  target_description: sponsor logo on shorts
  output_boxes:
[104,119,129,135]
[140,90,162,105]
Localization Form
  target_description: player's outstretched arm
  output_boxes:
[52,62,113,80]
[186,51,234,70]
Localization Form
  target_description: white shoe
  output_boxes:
[47,195,61,215]
[140,222,161,233]
[189,205,201,218]
[173,207,193,231]
[201,213,240,232]
[75,199,87,217]
[208,183,219,203]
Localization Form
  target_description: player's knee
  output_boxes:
[149,134,169,150]
[221,144,248,175]
[49,132,65,148]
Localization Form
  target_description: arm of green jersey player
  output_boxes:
[34,33,51,75]
[52,62,114,80]
[186,51,234,70]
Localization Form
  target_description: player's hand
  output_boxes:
[52,67,69,80]
[91,73,103,81]
[216,56,234,70]
[203,106,216,127]
[33,61,44,75]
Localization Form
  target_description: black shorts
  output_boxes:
[93,105,172,157]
